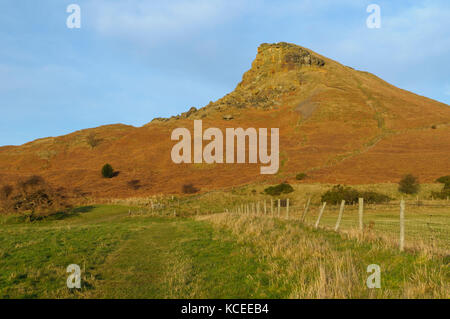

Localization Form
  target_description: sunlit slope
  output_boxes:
[0,42,449,197]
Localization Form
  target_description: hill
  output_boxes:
[0,42,449,198]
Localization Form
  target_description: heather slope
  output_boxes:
[0,42,449,198]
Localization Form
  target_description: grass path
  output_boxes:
[88,218,276,298]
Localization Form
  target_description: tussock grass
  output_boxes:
[201,213,449,298]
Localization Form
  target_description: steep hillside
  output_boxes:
[0,42,449,198]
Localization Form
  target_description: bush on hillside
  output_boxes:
[359,191,391,204]
[321,185,359,205]
[295,173,307,180]
[1,176,70,218]
[264,183,294,196]
[320,185,390,205]
[101,164,114,178]
[431,175,450,199]
[431,188,450,200]
[398,174,420,194]
[86,132,102,149]
[436,175,450,189]
[182,183,199,194]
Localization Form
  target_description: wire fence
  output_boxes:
[227,198,450,255]
[116,194,449,255]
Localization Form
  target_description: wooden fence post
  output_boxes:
[286,199,290,219]
[277,199,281,218]
[315,202,327,229]
[301,197,311,222]
[271,199,274,217]
[334,200,345,231]
[400,199,405,252]
[358,197,364,232]
[257,201,260,215]
[264,200,267,215]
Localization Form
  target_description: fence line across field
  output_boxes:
[228,197,447,253]
[125,194,448,254]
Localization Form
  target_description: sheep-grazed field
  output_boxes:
[0,203,448,299]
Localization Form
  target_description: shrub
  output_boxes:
[432,176,450,199]
[321,185,359,205]
[182,184,199,194]
[431,188,450,200]
[359,191,391,204]
[436,175,450,189]
[398,174,420,194]
[101,164,114,178]
[320,185,391,205]
[1,176,70,218]
[86,132,101,149]
[295,173,307,180]
[264,183,294,196]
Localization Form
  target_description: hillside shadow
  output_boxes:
[72,205,96,214]
[50,205,96,221]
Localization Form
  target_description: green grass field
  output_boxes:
[0,204,448,298]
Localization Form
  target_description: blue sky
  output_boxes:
[0,0,449,146]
